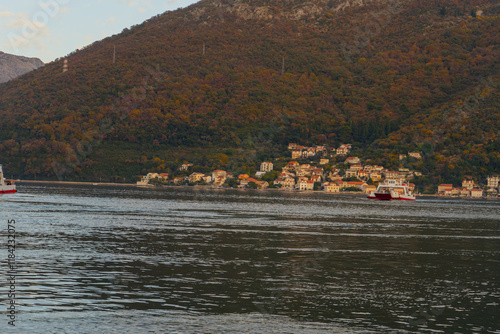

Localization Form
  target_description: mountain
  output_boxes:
[0,52,44,83]
[0,0,498,186]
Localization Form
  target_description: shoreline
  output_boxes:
[17,180,135,187]
[17,180,366,196]
[15,180,498,199]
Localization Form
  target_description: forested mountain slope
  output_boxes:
[0,0,498,183]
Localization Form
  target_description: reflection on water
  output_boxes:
[2,184,499,333]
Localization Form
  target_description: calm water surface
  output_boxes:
[1,184,499,333]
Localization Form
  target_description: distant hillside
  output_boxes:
[0,52,44,83]
[0,0,498,184]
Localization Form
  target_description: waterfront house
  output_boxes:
[470,189,483,198]
[213,175,226,186]
[158,173,169,181]
[462,179,474,190]
[189,172,205,183]
[173,177,185,185]
[324,182,340,193]
[283,177,296,189]
[137,172,159,185]
[147,172,159,180]
[298,180,315,191]
[345,181,368,191]
[438,184,453,193]
[444,188,454,196]
[212,170,227,180]
[254,181,269,189]
[458,187,470,196]
[240,177,258,187]
[364,185,376,194]
[487,175,499,189]
[136,177,149,186]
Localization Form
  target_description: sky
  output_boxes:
[1,0,200,63]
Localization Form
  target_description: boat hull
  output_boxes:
[374,193,415,201]
[398,195,416,201]
[0,185,16,194]
[374,193,393,200]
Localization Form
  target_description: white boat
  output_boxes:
[0,165,16,194]
[367,179,415,201]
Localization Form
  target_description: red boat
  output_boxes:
[0,165,16,194]
[368,179,415,201]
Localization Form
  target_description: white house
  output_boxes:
[260,161,273,172]
[470,188,483,198]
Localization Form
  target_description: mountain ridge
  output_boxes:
[0,51,44,83]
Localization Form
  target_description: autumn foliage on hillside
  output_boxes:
[0,0,498,183]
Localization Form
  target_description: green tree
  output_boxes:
[247,181,258,189]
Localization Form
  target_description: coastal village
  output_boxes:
[136,143,500,198]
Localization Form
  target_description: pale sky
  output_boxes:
[1,0,199,63]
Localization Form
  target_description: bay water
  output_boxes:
[1,184,499,333]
